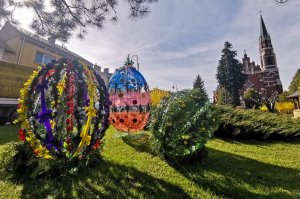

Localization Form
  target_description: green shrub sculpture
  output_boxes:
[150,89,219,162]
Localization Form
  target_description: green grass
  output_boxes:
[0,125,299,198]
[0,125,19,144]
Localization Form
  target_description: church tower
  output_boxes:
[259,15,283,94]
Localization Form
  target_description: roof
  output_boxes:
[3,22,93,66]
[287,91,300,99]
[260,15,269,39]
[0,38,13,52]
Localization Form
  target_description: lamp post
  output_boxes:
[172,83,178,92]
[131,55,140,71]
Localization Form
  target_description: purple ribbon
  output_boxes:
[36,79,60,151]
[82,84,89,106]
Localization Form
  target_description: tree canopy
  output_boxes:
[0,0,158,42]
[288,68,300,93]
[216,41,247,106]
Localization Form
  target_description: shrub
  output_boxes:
[260,105,268,112]
[1,142,102,181]
[214,106,300,139]
[150,89,219,162]
[150,88,171,106]
[243,89,262,109]
[275,102,294,114]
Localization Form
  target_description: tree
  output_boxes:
[243,89,262,109]
[278,90,290,102]
[245,89,278,112]
[216,86,233,106]
[288,69,300,93]
[193,74,208,99]
[260,90,278,113]
[0,0,158,42]
[216,41,247,106]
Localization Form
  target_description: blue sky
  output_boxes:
[15,0,300,98]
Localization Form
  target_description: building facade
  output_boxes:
[0,22,112,85]
[241,16,283,96]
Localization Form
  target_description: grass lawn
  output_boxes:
[0,125,299,198]
[0,125,19,144]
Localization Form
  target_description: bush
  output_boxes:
[243,89,261,109]
[275,102,294,114]
[0,142,102,181]
[260,105,268,112]
[214,106,300,139]
[150,89,219,162]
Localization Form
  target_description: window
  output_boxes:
[266,57,274,65]
[35,52,55,65]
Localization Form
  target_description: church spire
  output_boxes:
[260,15,268,39]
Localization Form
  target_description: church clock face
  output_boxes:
[273,0,290,6]
[274,0,289,4]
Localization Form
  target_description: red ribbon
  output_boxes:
[66,62,75,133]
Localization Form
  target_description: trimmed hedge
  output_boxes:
[214,106,300,139]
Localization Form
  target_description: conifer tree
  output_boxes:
[288,69,300,93]
[193,74,208,99]
[0,0,158,42]
[216,41,247,106]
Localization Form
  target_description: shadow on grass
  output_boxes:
[122,133,157,156]
[175,148,300,199]
[19,158,191,199]
[216,137,300,147]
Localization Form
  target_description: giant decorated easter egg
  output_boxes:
[17,58,109,160]
[108,56,150,133]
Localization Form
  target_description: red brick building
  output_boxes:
[241,15,283,96]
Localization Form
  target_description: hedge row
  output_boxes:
[214,106,300,139]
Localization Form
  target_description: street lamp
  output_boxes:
[172,83,178,92]
[131,55,140,71]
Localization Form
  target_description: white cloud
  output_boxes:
[12,0,300,97]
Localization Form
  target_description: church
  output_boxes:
[240,15,283,96]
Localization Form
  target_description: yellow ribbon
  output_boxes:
[17,67,54,159]
[26,131,54,159]
[73,67,96,157]
[57,74,66,96]
[17,69,39,124]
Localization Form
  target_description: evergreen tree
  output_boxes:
[193,74,208,99]
[193,74,204,89]
[216,41,247,106]
[288,69,300,93]
[0,0,158,42]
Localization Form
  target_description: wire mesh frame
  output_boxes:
[109,65,150,133]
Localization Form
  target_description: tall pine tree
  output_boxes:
[193,74,208,99]
[0,0,158,42]
[216,41,247,106]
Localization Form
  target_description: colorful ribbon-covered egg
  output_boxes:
[108,56,151,133]
[17,58,109,160]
